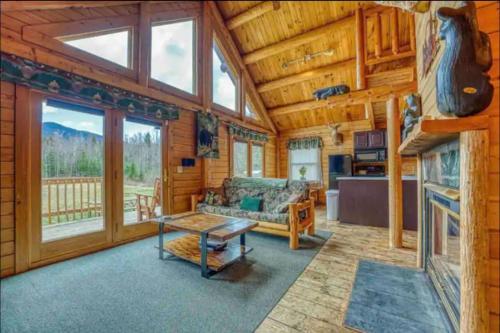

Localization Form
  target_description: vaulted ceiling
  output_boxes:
[216,1,417,131]
[1,1,417,132]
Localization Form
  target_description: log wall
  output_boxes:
[0,82,15,277]
[416,1,499,330]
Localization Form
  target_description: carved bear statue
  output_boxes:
[436,2,493,117]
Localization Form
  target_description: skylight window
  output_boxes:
[151,20,195,94]
[212,38,237,111]
[63,30,130,68]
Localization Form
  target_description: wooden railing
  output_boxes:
[42,177,102,224]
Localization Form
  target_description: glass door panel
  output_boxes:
[41,100,105,242]
[251,144,263,178]
[123,118,162,225]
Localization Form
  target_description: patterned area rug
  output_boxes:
[344,260,453,333]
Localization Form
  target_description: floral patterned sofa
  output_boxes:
[191,177,315,249]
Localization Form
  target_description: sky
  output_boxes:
[42,103,158,138]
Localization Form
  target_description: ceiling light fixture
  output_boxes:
[282,48,335,69]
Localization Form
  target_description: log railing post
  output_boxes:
[355,7,366,90]
[459,130,489,333]
[386,97,403,248]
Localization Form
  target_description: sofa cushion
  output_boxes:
[273,193,302,213]
[196,203,288,225]
[240,196,263,212]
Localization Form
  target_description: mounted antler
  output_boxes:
[327,123,343,146]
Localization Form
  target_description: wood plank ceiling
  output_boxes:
[217,1,416,131]
[1,1,417,132]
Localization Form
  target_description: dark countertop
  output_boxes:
[336,176,417,180]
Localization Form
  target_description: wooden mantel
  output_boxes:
[399,115,490,155]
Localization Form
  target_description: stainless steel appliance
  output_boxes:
[354,149,386,162]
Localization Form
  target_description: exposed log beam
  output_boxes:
[365,102,375,130]
[226,1,280,30]
[365,50,415,66]
[355,7,366,90]
[268,81,417,117]
[390,8,399,55]
[242,14,355,65]
[207,1,277,134]
[138,2,151,86]
[0,1,140,11]
[256,58,356,93]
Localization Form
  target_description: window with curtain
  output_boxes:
[151,19,195,94]
[233,140,248,177]
[289,148,322,181]
[251,143,263,178]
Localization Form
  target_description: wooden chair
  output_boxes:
[135,178,161,222]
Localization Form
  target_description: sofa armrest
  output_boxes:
[191,194,204,212]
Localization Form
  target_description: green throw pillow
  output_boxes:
[240,196,262,212]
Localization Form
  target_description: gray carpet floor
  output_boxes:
[1,230,330,333]
[344,260,453,333]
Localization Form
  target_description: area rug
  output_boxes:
[344,260,453,333]
[0,230,330,333]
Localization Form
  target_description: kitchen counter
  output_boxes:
[336,177,417,230]
[336,176,417,180]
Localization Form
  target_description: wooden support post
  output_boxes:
[409,14,416,52]
[459,130,489,333]
[226,1,280,30]
[374,14,382,58]
[355,7,366,90]
[137,2,151,86]
[416,153,423,267]
[390,8,399,55]
[386,97,403,248]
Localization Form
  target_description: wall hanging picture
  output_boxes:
[402,93,422,140]
[196,111,219,159]
[436,2,493,117]
[422,11,440,77]
[374,1,430,13]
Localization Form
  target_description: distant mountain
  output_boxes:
[42,122,102,141]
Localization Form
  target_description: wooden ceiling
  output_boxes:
[217,1,416,131]
[1,1,417,132]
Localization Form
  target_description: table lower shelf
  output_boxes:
[163,234,252,271]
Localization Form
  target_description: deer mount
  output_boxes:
[328,123,343,146]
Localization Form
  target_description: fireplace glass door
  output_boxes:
[426,193,460,331]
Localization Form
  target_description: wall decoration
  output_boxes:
[436,2,493,117]
[0,52,179,120]
[374,1,430,13]
[282,48,335,69]
[313,85,350,100]
[422,11,440,77]
[287,137,323,150]
[327,123,343,146]
[197,111,219,158]
[402,93,422,140]
[227,123,268,142]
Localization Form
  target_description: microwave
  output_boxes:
[354,149,386,162]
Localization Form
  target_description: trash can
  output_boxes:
[326,189,339,221]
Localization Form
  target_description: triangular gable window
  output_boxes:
[212,37,237,112]
[245,96,261,121]
[62,30,130,68]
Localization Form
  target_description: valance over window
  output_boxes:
[228,123,268,142]
[0,52,179,120]
[287,137,323,150]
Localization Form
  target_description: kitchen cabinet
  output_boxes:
[354,130,386,149]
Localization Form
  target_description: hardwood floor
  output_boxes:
[256,207,418,333]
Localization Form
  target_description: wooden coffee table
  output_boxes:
[150,213,258,278]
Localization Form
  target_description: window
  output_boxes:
[233,141,248,177]
[289,148,321,182]
[245,96,261,121]
[212,38,237,111]
[251,144,263,178]
[151,20,195,94]
[232,140,264,178]
[63,30,130,68]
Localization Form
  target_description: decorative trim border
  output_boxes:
[287,136,323,150]
[228,123,268,142]
[0,52,179,120]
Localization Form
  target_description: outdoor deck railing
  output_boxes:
[42,177,103,224]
